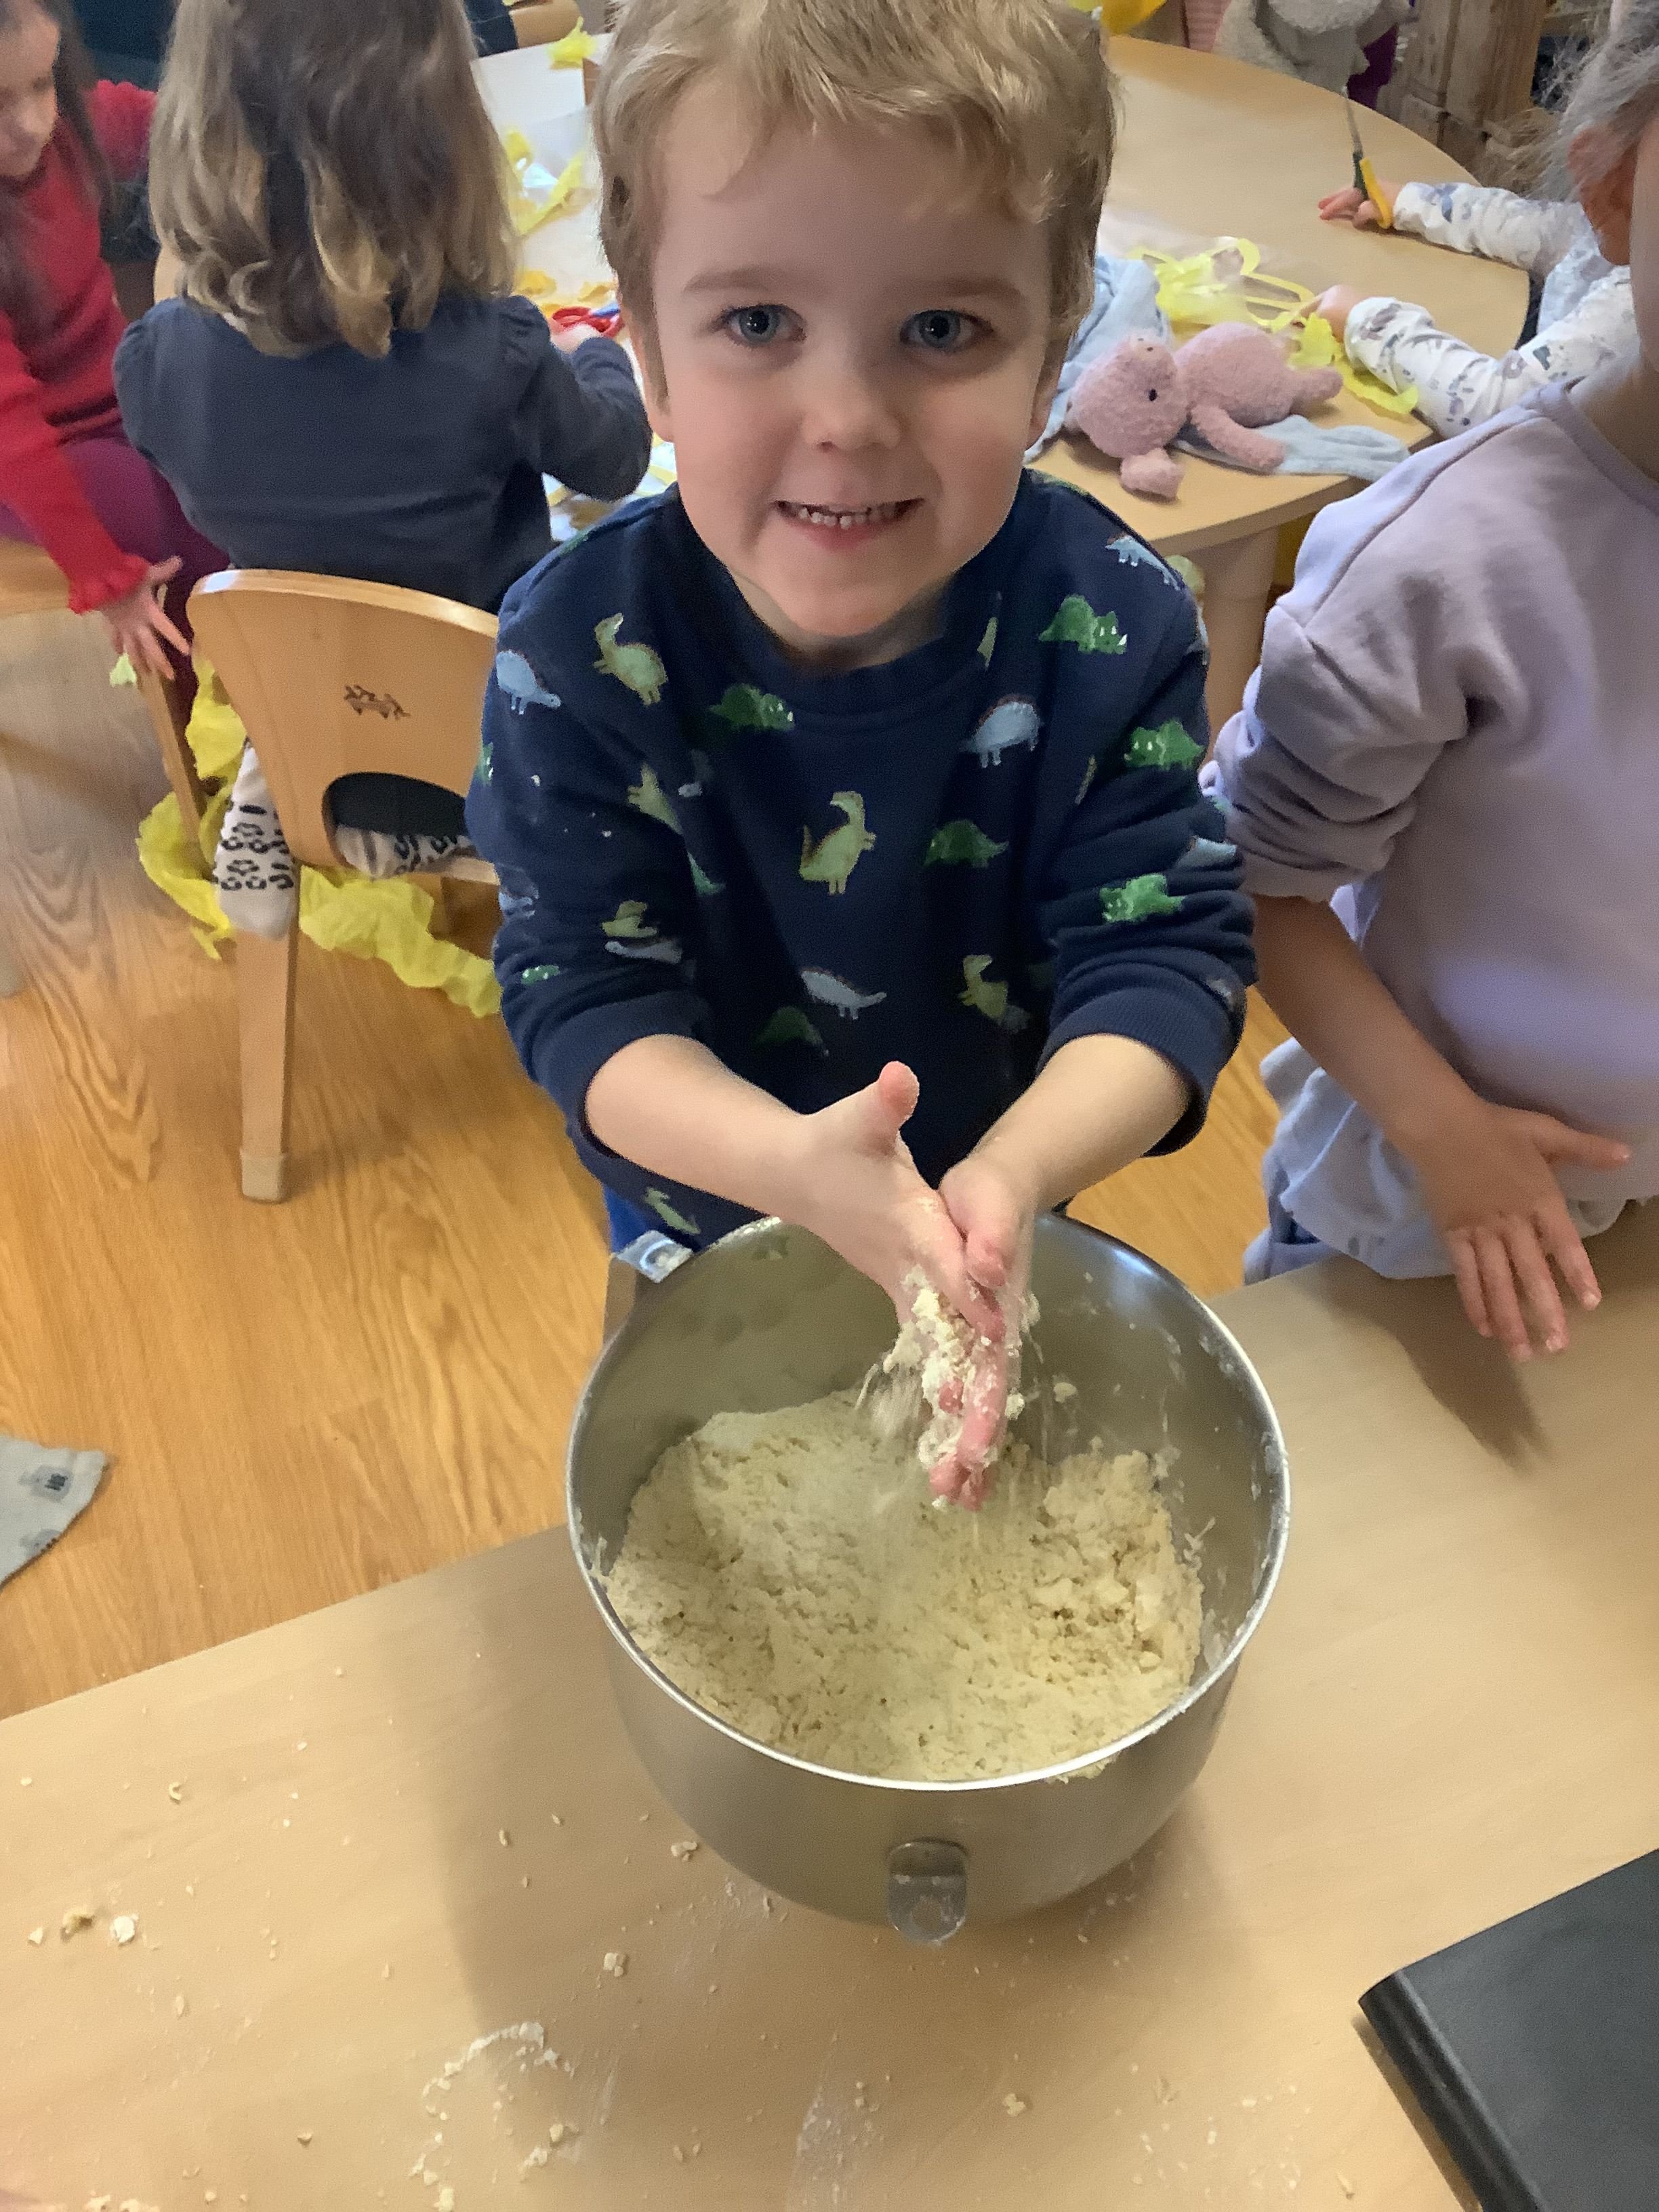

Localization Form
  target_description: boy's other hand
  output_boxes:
[930,1155,1036,1509]
[1400,1097,1631,1359]
[1311,284,1367,343]
[788,1061,1004,1345]
[1317,181,1401,229]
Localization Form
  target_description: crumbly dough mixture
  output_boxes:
[876,1278,1032,1471]
[602,1390,1202,1782]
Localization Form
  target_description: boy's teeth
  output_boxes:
[785,501,903,529]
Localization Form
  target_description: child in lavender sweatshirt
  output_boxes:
[1206,0,1659,1361]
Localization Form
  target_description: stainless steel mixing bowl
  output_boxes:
[567,1214,1289,1939]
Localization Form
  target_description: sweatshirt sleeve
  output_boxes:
[1343,268,1635,438]
[1033,570,1255,1151]
[1204,488,1472,900]
[466,596,710,1132]
[88,81,156,182]
[504,302,652,504]
[0,312,149,611]
[1390,180,1585,279]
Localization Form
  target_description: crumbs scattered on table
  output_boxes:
[19,1775,30,1786]
[1003,2093,1028,2117]
[499,1828,512,1847]
[436,2190,455,2211]
[61,1906,97,1939]
[603,1950,628,1978]
[1337,2177,1355,2199]
[550,1812,563,1826]
[26,1925,43,1944]
[548,2123,572,2146]
[175,1992,188,2016]
[670,1839,699,1861]
[167,1782,185,1803]
[297,2129,312,2146]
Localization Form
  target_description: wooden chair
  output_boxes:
[187,569,499,1202]
[0,537,210,1000]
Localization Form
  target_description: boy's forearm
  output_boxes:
[966,1033,1190,1214]
[584,1036,809,1219]
[1252,895,1473,1150]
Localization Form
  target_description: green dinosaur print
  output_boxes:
[1125,719,1203,771]
[709,682,794,733]
[1101,872,1183,923]
[593,614,667,705]
[519,964,562,985]
[799,791,876,895]
[627,762,680,832]
[1039,595,1126,655]
[645,1187,701,1238]
[925,819,1008,868]
[977,615,998,664]
[959,955,1029,1033]
[476,739,493,783]
[602,899,657,940]
[1075,756,1098,807]
[756,1006,827,1052]
[689,854,724,899]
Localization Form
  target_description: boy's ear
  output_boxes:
[1570,127,1638,265]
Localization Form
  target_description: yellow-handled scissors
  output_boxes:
[1344,97,1393,229]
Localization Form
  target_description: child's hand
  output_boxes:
[930,1154,1036,1509]
[552,321,602,354]
[1317,181,1401,229]
[786,1063,1003,1346]
[99,557,188,678]
[1401,1099,1631,1359]
[1311,285,1368,343]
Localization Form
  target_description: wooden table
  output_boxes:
[480,39,1525,731]
[8,1206,1657,2208]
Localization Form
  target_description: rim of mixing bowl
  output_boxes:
[567,1216,1291,1794]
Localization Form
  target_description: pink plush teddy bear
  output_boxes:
[1067,324,1344,499]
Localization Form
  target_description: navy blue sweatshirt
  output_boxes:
[468,473,1255,1248]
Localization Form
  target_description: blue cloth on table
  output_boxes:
[1038,252,1410,483]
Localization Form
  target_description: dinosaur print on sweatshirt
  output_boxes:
[801,968,887,1019]
[959,955,1030,1033]
[708,683,794,733]
[799,792,876,895]
[1100,872,1183,923]
[494,649,562,715]
[593,614,667,705]
[602,899,657,939]
[1040,594,1126,655]
[960,697,1040,767]
[1125,720,1203,771]
[925,819,1008,868]
[755,1006,827,1054]
[627,762,680,832]
[645,1188,701,1238]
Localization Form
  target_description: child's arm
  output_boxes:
[508,304,652,504]
[1315,270,1633,438]
[1208,515,1630,1356]
[87,81,156,184]
[1322,178,1586,279]
[1252,897,1627,1357]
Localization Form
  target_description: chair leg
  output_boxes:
[238,919,298,1200]
[136,665,207,840]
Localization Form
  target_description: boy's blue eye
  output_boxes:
[723,305,790,346]
[903,309,975,353]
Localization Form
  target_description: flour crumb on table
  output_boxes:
[548,2122,571,2146]
[436,2190,455,2211]
[26,1925,44,1945]
[110,1913,138,1946]
[1051,1377,1078,1402]
[174,1992,188,2016]
[60,1906,96,1939]
[670,1839,699,1861]
[604,1391,1201,1781]
[520,2144,550,2172]
[1003,2093,1029,2117]
[602,1950,628,1978]
[167,1782,184,1803]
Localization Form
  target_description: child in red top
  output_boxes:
[0,0,220,674]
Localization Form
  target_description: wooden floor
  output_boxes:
[0,610,1284,1719]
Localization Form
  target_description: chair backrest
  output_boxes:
[188,569,499,871]
[0,539,72,618]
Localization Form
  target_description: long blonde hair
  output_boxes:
[592,0,1116,354]
[152,0,518,356]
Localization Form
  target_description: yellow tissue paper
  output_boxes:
[547,23,596,64]
[108,652,137,688]
[137,659,501,1015]
[502,128,585,236]
[1136,239,1420,418]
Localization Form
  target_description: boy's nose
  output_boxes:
[798,354,903,455]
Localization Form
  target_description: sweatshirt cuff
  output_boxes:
[67,550,153,617]
[1040,981,1240,1155]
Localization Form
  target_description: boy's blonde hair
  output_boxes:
[152,0,518,358]
[592,0,1116,352]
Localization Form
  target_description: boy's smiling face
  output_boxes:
[638,79,1061,669]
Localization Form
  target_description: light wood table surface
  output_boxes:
[480,40,1526,734]
[7,1205,1658,2208]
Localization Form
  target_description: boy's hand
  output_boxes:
[787,1062,1003,1347]
[931,1155,1036,1509]
[1399,1097,1630,1359]
[1317,181,1401,229]
[100,557,188,678]
[1311,284,1368,343]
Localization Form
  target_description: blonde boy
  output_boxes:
[468,0,1254,1500]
